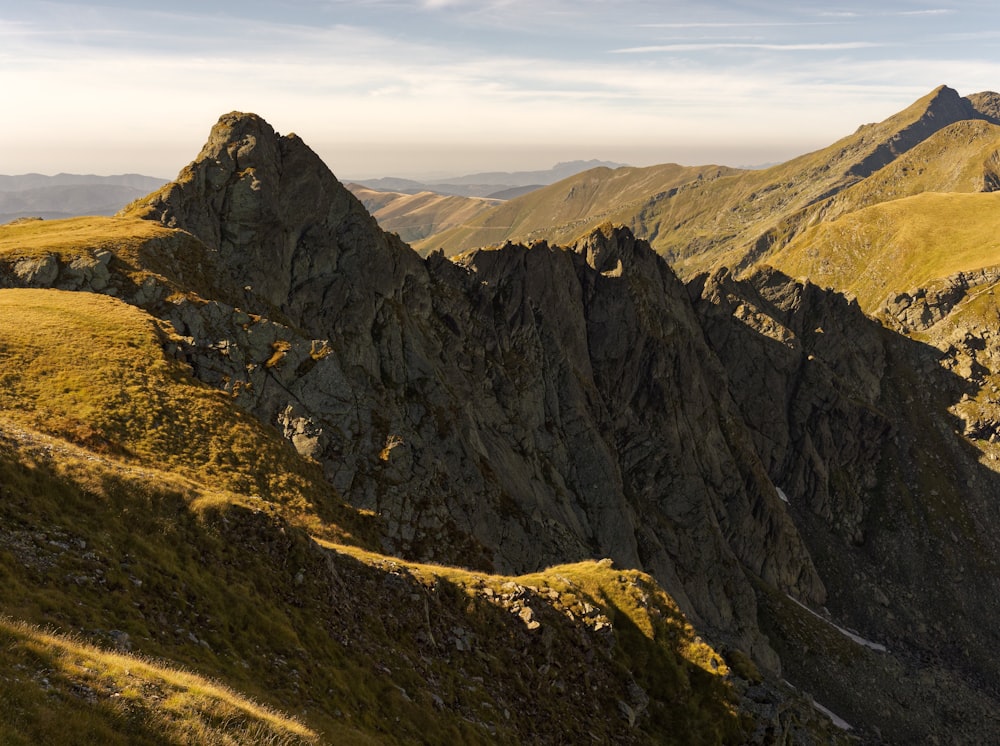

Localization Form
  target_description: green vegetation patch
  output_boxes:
[771,192,1000,311]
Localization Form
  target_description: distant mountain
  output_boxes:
[0,173,167,223]
[346,183,501,243]
[434,159,626,187]
[0,173,166,191]
[411,162,745,254]
[416,85,1000,276]
[354,159,624,198]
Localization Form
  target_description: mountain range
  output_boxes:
[351,160,625,198]
[0,174,167,225]
[408,86,1000,275]
[2,85,1000,743]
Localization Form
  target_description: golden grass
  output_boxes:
[328,542,729,679]
[350,185,501,244]
[0,216,175,261]
[769,192,1000,311]
[413,163,743,256]
[0,214,226,304]
[0,288,349,526]
[0,617,317,745]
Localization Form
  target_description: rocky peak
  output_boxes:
[847,85,976,179]
[965,89,1000,124]
[126,111,424,336]
[192,110,280,166]
[923,84,971,120]
[572,222,641,277]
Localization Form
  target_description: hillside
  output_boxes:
[5,100,1000,743]
[353,160,623,198]
[411,162,744,255]
[767,191,1000,311]
[346,184,500,243]
[416,85,1000,277]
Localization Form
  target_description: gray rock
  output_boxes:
[13,253,59,286]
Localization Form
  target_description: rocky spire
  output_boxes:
[126,111,424,335]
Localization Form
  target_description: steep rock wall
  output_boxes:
[123,113,830,665]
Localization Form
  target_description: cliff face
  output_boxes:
[117,113,836,667]
[693,266,1000,740]
[7,110,1000,740]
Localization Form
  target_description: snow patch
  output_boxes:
[787,595,888,652]
[812,700,853,731]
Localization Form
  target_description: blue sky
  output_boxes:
[2,1,999,179]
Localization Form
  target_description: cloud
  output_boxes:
[638,21,841,28]
[819,8,956,19]
[612,42,885,53]
[3,0,999,177]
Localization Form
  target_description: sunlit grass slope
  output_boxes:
[412,163,743,256]
[0,618,317,746]
[768,192,1000,311]
[348,185,500,244]
[0,215,172,259]
[0,288,327,513]
[0,215,222,302]
[814,118,1000,218]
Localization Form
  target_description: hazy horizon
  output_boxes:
[3,1,1000,181]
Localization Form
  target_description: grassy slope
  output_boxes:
[0,618,317,746]
[347,185,500,244]
[0,289,340,520]
[639,85,979,274]
[413,163,743,256]
[415,86,981,278]
[767,192,1000,312]
[0,215,224,302]
[0,283,748,742]
[0,216,173,258]
[811,118,1000,220]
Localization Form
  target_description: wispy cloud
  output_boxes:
[2,0,998,177]
[820,8,955,18]
[638,21,841,28]
[898,9,956,16]
[613,42,885,54]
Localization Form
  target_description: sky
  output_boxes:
[2,1,1000,180]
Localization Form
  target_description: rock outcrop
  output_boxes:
[114,113,835,666]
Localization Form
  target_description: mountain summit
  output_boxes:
[129,111,422,330]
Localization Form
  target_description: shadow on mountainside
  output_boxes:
[0,428,759,744]
[691,264,1000,741]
